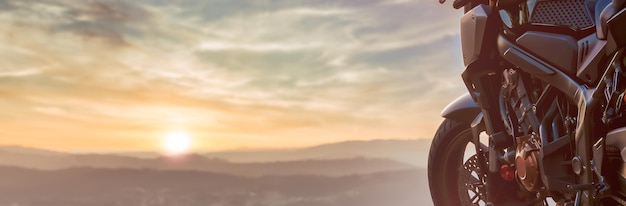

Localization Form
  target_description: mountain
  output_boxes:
[0,149,415,176]
[200,139,432,167]
[0,138,433,169]
[0,166,432,206]
[0,145,66,156]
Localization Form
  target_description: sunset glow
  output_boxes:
[163,131,192,155]
[0,0,465,152]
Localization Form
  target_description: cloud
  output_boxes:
[198,41,325,52]
[0,0,154,46]
[0,0,468,151]
[0,69,41,77]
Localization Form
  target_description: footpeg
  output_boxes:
[567,160,610,198]
[590,160,610,196]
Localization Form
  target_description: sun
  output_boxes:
[162,131,192,156]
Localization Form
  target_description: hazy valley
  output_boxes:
[0,166,430,206]
[0,139,433,206]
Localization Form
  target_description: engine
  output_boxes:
[515,133,542,191]
[602,54,626,197]
[501,68,578,195]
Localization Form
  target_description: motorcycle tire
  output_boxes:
[428,118,480,206]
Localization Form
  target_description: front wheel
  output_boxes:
[428,118,488,206]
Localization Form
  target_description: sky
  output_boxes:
[0,0,466,153]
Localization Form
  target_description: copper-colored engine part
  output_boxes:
[515,134,542,192]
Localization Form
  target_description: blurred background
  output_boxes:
[0,0,464,205]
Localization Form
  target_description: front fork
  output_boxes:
[464,69,518,204]
[470,112,510,205]
[460,3,516,203]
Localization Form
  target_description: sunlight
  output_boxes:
[162,131,192,156]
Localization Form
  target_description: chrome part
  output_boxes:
[572,156,583,175]
[516,134,543,191]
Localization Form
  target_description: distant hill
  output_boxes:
[0,139,432,169]
[0,145,66,156]
[0,148,415,176]
[0,166,432,206]
[200,139,432,167]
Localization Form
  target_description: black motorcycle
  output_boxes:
[427,0,626,204]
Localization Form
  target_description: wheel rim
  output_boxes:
[447,127,548,206]
[446,127,489,206]
[459,153,488,205]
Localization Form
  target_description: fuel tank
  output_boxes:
[496,0,613,84]
[498,0,597,32]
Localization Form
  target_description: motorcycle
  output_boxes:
[427,0,626,204]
